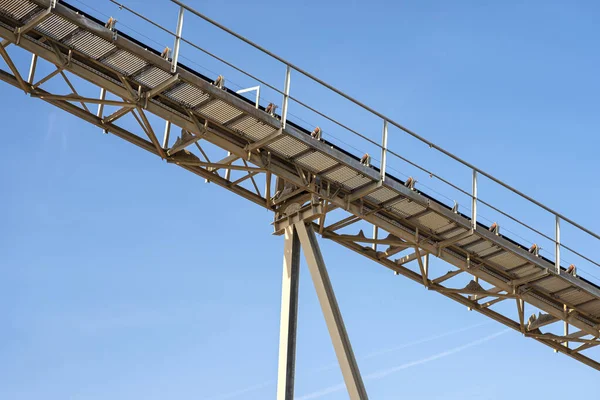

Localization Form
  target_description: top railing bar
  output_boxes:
[108,1,285,102]
[288,94,381,149]
[169,0,600,242]
[109,0,177,36]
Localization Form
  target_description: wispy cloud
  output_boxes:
[201,322,489,400]
[297,329,510,400]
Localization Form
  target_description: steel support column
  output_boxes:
[276,226,301,400]
[294,222,368,400]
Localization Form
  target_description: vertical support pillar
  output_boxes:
[281,65,291,129]
[171,6,184,73]
[277,226,301,400]
[471,169,478,229]
[380,120,388,181]
[555,215,561,275]
[295,223,369,400]
[162,120,171,149]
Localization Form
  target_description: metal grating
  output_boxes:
[197,98,242,124]
[267,136,309,158]
[487,252,525,270]
[366,187,400,204]
[101,49,147,76]
[133,66,171,88]
[34,13,78,40]
[64,30,115,60]
[164,82,209,108]
[390,198,427,218]
[0,0,36,20]
[229,116,273,140]
[295,151,338,173]
[413,212,454,232]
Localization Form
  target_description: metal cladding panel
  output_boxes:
[456,235,480,246]
[229,116,274,140]
[163,82,209,108]
[465,241,494,255]
[439,228,469,240]
[578,300,600,316]
[487,251,525,270]
[34,14,78,40]
[561,290,595,306]
[267,136,309,158]
[0,0,36,20]
[197,99,242,124]
[133,66,171,88]
[534,277,570,293]
[295,151,338,173]
[478,246,503,259]
[64,31,115,60]
[509,264,538,277]
[102,49,147,76]
[366,187,399,204]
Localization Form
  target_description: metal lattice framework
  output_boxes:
[2,0,600,397]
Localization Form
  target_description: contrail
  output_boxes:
[312,321,489,373]
[201,322,490,400]
[297,329,510,400]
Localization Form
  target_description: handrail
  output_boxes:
[168,0,600,243]
[105,0,600,271]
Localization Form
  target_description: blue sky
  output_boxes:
[1,0,600,399]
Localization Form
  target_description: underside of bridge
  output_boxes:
[1,0,599,398]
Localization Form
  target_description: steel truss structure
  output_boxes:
[1,0,600,398]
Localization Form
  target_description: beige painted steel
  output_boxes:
[295,223,368,400]
[277,226,301,400]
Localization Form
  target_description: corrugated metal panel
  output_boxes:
[0,0,36,20]
[64,31,115,59]
[35,14,78,40]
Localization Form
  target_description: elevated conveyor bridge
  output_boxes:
[1,0,599,397]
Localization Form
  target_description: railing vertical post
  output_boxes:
[281,65,291,129]
[171,6,184,73]
[380,119,388,181]
[556,215,561,274]
[471,170,478,229]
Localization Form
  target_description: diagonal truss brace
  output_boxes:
[275,209,368,400]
